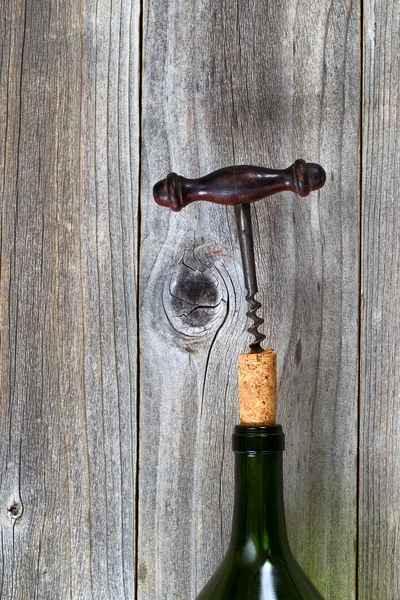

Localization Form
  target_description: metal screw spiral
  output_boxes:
[246,294,266,352]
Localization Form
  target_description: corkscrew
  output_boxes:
[153,160,326,352]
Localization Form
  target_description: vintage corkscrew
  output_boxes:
[153,160,326,351]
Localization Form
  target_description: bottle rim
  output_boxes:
[232,424,285,453]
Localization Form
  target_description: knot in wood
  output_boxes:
[8,501,23,521]
[163,247,228,339]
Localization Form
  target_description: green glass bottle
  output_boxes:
[197,425,324,600]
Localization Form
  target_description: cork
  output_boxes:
[238,349,277,426]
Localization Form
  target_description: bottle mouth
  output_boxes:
[232,425,285,453]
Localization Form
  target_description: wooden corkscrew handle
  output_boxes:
[153,159,326,212]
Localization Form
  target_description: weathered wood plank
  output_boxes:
[0,1,139,597]
[360,1,400,597]
[139,1,360,599]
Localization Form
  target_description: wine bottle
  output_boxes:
[196,425,324,600]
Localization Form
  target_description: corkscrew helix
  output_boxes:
[153,160,326,352]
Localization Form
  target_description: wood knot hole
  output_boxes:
[8,502,23,520]
[8,502,22,521]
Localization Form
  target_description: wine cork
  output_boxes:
[238,349,277,426]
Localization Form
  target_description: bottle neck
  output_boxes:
[229,427,289,559]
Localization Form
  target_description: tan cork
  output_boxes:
[238,349,277,426]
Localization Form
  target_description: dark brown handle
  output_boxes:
[153,159,326,212]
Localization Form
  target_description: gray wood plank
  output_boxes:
[360,1,400,597]
[139,1,360,599]
[0,1,139,597]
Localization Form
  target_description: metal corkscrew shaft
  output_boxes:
[234,204,266,353]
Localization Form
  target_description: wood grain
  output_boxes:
[360,1,400,597]
[0,1,140,597]
[139,1,360,599]
[0,0,373,598]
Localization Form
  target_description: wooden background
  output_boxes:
[0,0,398,598]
